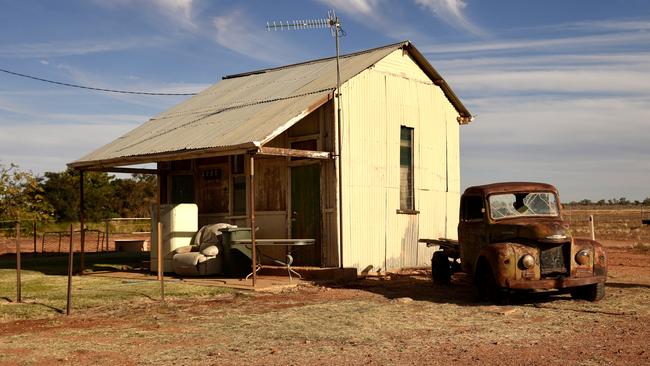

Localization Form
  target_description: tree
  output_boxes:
[41,169,156,222]
[0,163,54,221]
[110,174,156,217]
[41,169,118,222]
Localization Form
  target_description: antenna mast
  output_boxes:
[266,10,345,99]
[266,10,346,268]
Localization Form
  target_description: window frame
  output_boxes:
[398,125,417,214]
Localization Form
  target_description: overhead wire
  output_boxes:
[0,67,198,96]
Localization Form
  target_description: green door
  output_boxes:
[171,175,194,204]
[290,164,321,266]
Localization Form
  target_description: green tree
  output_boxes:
[0,163,54,221]
[110,174,156,217]
[41,169,156,222]
[41,169,118,222]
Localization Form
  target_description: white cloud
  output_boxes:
[150,0,197,30]
[315,0,380,19]
[421,31,650,55]
[314,0,425,40]
[93,0,197,30]
[515,18,650,34]
[212,10,304,64]
[0,122,140,174]
[460,96,650,200]
[414,0,485,36]
[0,37,166,58]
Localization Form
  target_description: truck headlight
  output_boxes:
[521,254,535,269]
[575,249,591,265]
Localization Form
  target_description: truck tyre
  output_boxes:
[431,251,451,285]
[570,282,605,301]
[475,263,509,304]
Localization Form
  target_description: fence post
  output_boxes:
[589,214,595,241]
[105,220,110,252]
[15,221,22,303]
[66,224,74,315]
[32,220,37,256]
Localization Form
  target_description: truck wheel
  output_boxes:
[476,264,509,304]
[431,251,451,285]
[570,282,605,301]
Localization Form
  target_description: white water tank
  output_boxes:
[150,203,198,272]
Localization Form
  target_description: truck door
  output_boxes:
[458,195,487,274]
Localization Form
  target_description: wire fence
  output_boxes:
[564,206,650,244]
[0,218,151,255]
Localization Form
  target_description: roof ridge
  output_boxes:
[222,40,409,80]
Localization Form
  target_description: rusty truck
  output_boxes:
[422,182,607,302]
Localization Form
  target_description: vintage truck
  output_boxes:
[424,182,607,302]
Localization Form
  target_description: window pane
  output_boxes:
[198,166,228,214]
[171,175,194,204]
[233,175,247,215]
[400,126,414,210]
[488,192,559,219]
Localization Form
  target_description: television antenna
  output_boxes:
[266,10,346,100]
[266,10,346,267]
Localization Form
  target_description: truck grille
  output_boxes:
[540,244,569,276]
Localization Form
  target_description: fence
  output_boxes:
[564,206,650,244]
[0,218,150,255]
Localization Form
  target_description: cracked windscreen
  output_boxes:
[488,192,559,219]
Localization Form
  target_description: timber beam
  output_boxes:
[257,147,331,160]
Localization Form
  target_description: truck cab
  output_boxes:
[437,182,607,301]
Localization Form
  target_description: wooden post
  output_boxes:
[79,170,85,274]
[66,224,74,315]
[15,221,21,303]
[105,220,110,252]
[248,154,257,287]
[589,214,595,241]
[32,220,37,256]
[156,174,164,301]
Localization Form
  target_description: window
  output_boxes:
[462,196,484,221]
[400,126,414,210]
[488,192,559,220]
[231,155,246,215]
[170,175,194,204]
[198,166,228,214]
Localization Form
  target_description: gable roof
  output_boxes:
[69,41,471,169]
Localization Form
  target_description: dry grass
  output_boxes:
[565,206,650,245]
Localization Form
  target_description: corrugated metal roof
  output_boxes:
[69,41,471,169]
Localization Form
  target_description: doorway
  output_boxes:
[290,164,321,266]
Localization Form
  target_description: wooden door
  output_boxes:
[290,164,321,266]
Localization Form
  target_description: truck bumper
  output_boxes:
[506,275,606,290]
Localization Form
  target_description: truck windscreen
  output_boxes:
[488,192,559,219]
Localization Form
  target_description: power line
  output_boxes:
[0,67,198,96]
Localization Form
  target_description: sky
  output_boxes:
[0,0,649,202]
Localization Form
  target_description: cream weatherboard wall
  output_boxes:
[339,49,461,273]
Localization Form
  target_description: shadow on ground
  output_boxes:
[334,271,581,307]
[0,252,148,275]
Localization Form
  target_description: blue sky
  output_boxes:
[0,0,649,201]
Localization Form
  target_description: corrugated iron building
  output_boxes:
[70,41,472,274]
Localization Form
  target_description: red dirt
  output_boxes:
[1,241,649,365]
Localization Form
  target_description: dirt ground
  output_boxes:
[1,240,649,366]
[1,207,649,365]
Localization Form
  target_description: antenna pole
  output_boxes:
[331,12,344,270]
[266,9,346,269]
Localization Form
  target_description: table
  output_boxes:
[231,239,315,282]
